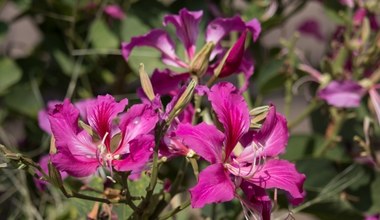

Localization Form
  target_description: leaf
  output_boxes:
[296,158,338,189]
[255,59,285,94]
[3,83,42,118]
[0,58,22,94]
[53,50,86,76]
[89,19,118,49]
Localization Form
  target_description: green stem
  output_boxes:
[158,199,191,220]
[315,109,345,157]
[284,78,293,118]
[288,100,321,129]
[238,74,253,109]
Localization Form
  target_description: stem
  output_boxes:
[284,78,293,118]
[238,74,253,109]
[288,100,321,129]
[192,94,203,124]
[315,109,345,157]
[158,199,191,220]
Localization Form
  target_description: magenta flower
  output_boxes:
[48,95,158,177]
[297,19,324,41]
[121,9,260,90]
[175,82,305,217]
[318,80,365,108]
[104,4,126,20]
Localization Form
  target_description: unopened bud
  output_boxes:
[48,161,63,188]
[190,42,215,77]
[167,78,197,125]
[139,63,155,101]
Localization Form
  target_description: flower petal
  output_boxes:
[113,135,154,172]
[206,16,261,44]
[240,181,272,220]
[208,82,250,159]
[150,69,189,97]
[38,101,61,134]
[104,4,126,20]
[121,29,187,68]
[318,80,364,108]
[219,30,247,78]
[51,145,99,177]
[247,159,306,205]
[86,95,128,148]
[369,88,380,126]
[190,163,235,208]
[163,9,203,60]
[175,122,224,163]
[238,106,288,162]
[117,104,158,154]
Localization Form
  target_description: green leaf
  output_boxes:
[89,19,118,49]
[255,59,285,94]
[3,83,42,118]
[296,159,338,189]
[0,58,22,94]
[53,50,86,76]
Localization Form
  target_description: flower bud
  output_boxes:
[216,30,247,78]
[189,42,215,77]
[249,105,269,129]
[139,63,155,101]
[167,78,197,125]
[48,161,63,188]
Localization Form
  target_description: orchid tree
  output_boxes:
[1,1,380,220]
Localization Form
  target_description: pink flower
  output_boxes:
[318,80,365,108]
[121,9,261,90]
[175,82,305,218]
[48,95,158,177]
[104,4,126,20]
[34,155,68,191]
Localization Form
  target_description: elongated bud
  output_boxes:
[218,30,248,78]
[249,105,269,129]
[48,161,63,188]
[190,42,215,77]
[167,78,197,125]
[49,136,56,154]
[139,63,155,101]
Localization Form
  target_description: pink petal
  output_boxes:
[163,9,203,60]
[113,135,154,172]
[237,52,255,92]
[240,181,272,220]
[121,29,187,68]
[103,4,126,20]
[248,159,306,205]
[318,80,364,108]
[208,82,250,160]
[189,163,235,208]
[86,95,128,149]
[239,106,288,162]
[38,100,61,134]
[51,145,99,177]
[219,30,247,78]
[175,122,224,163]
[150,69,189,96]
[297,19,324,41]
[206,16,261,44]
[117,104,158,154]
[353,8,366,26]
[74,98,96,121]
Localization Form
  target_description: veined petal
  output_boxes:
[238,106,288,162]
[247,159,306,205]
[206,16,261,44]
[49,100,98,163]
[175,122,224,163]
[318,80,364,108]
[121,29,187,68]
[74,98,96,121]
[113,135,154,172]
[87,95,128,148]
[117,104,158,154]
[189,163,235,208]
[51,146,99,177]
[208,82,250,160]
[163,9,203,60]
[150,69,189,96]
[38,100,61,134]
[240,181,272,220]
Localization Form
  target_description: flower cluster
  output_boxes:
[35,8,305,219]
